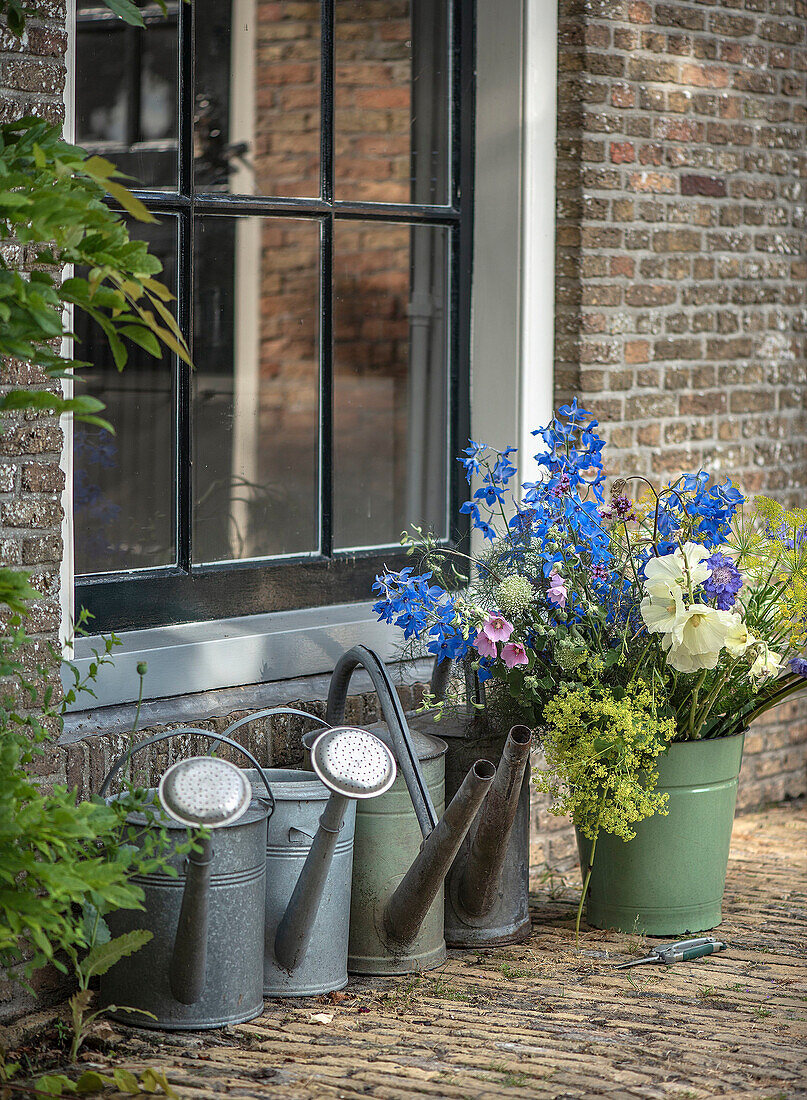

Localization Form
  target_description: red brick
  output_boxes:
[609,141,635,164]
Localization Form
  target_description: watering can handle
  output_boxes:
[326,645,439,836]
[98,728,276,818]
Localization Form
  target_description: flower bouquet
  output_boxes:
[372,401,807,936]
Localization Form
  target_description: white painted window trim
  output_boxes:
[62,0,557,709]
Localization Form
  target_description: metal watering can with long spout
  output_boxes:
[319,646,496,975]
[239,710,397,997]
[99,730,273,1030]
[426,658,534,947]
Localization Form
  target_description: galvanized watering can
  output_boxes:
[237,708,396,997]
[426,658,534,946]
[99,730,273,1030]
[320,646,496,975]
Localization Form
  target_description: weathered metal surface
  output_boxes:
[100,798,267,1031]
[346,727,449,975]
[62,802,806,1100]
[326,645,440,834]
[433,714,533,947]
[457,725,532,919]
[245,768,357,998]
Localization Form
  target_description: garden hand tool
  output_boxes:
[615,936,728,969]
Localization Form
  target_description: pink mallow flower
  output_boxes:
[502,642,529,669]
[482,613,514,643]
[474,631,498,659]
[547,572,568,608]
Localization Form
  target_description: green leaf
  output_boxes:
[100,0,146,26]
[139,1068,179,1098]
[118,324,161,357]
[81,155,118,181]
[112,1067,141,1094]
[75,1070,112,1094]
[104,180,158,223]
[79,928,152,981]
[35,1075,77,1096]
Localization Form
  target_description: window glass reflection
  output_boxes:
[76,4,179,190]
[335,0,450,204]
[194,0,321,197]
[74,220,178,575]
[333,221,449,549]
[193,217,320,563]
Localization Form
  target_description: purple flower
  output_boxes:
[474,632,497,659]
[790,656,807,679]
[502,642,529,669]
[702,552,743,611]
[550,471,572,498]
[482,613,514,644]
[611,495,635,520]
[547,571,568,608]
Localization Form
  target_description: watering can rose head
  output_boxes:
[371,399,807,761]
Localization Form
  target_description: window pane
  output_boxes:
[335,0,450,205]
[333,221,449,549]
[193,216,320,563]
[194,0,321,198]
[74,219,178,576]
[75,6,179,190]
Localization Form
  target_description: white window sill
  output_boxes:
[64,600,410,711]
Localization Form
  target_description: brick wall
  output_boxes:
[0,3,66,719]
[552,0,807,827]
[0,0,69,1022]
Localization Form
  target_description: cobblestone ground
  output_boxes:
[4,802,806,1099]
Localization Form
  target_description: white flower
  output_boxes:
[662,635,721,673]
[750,643,781,680]
[719,612,754,657]
[659,604,730,673]
[677,603,730,656]
[640,592,685,637]
[644,543,710,600]
[677,542,712,587]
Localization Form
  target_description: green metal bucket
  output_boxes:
[576,733,745,936]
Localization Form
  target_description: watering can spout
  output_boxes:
[458,725,532,919]
[273,793,349,973]
[384,759,495,947]
[170,838,213,1004]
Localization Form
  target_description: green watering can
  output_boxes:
[319,646,495,975]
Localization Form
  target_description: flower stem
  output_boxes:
[575,828,599,949]
[688,669,707,739]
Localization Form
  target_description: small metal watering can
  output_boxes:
[320,646,496,975]
[238,708,397,997]
[429,658,534,947]
[98,730,273,1030]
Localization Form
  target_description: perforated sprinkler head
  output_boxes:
[309,727,396,799]
[158,756,252,828]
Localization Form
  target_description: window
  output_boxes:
[73,0,474,633]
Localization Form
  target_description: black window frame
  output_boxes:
[75,0,475,633]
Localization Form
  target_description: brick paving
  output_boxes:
[7,801,805,1099]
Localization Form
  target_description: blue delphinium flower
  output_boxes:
[701,552,743,610]
[790,656,807,678]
